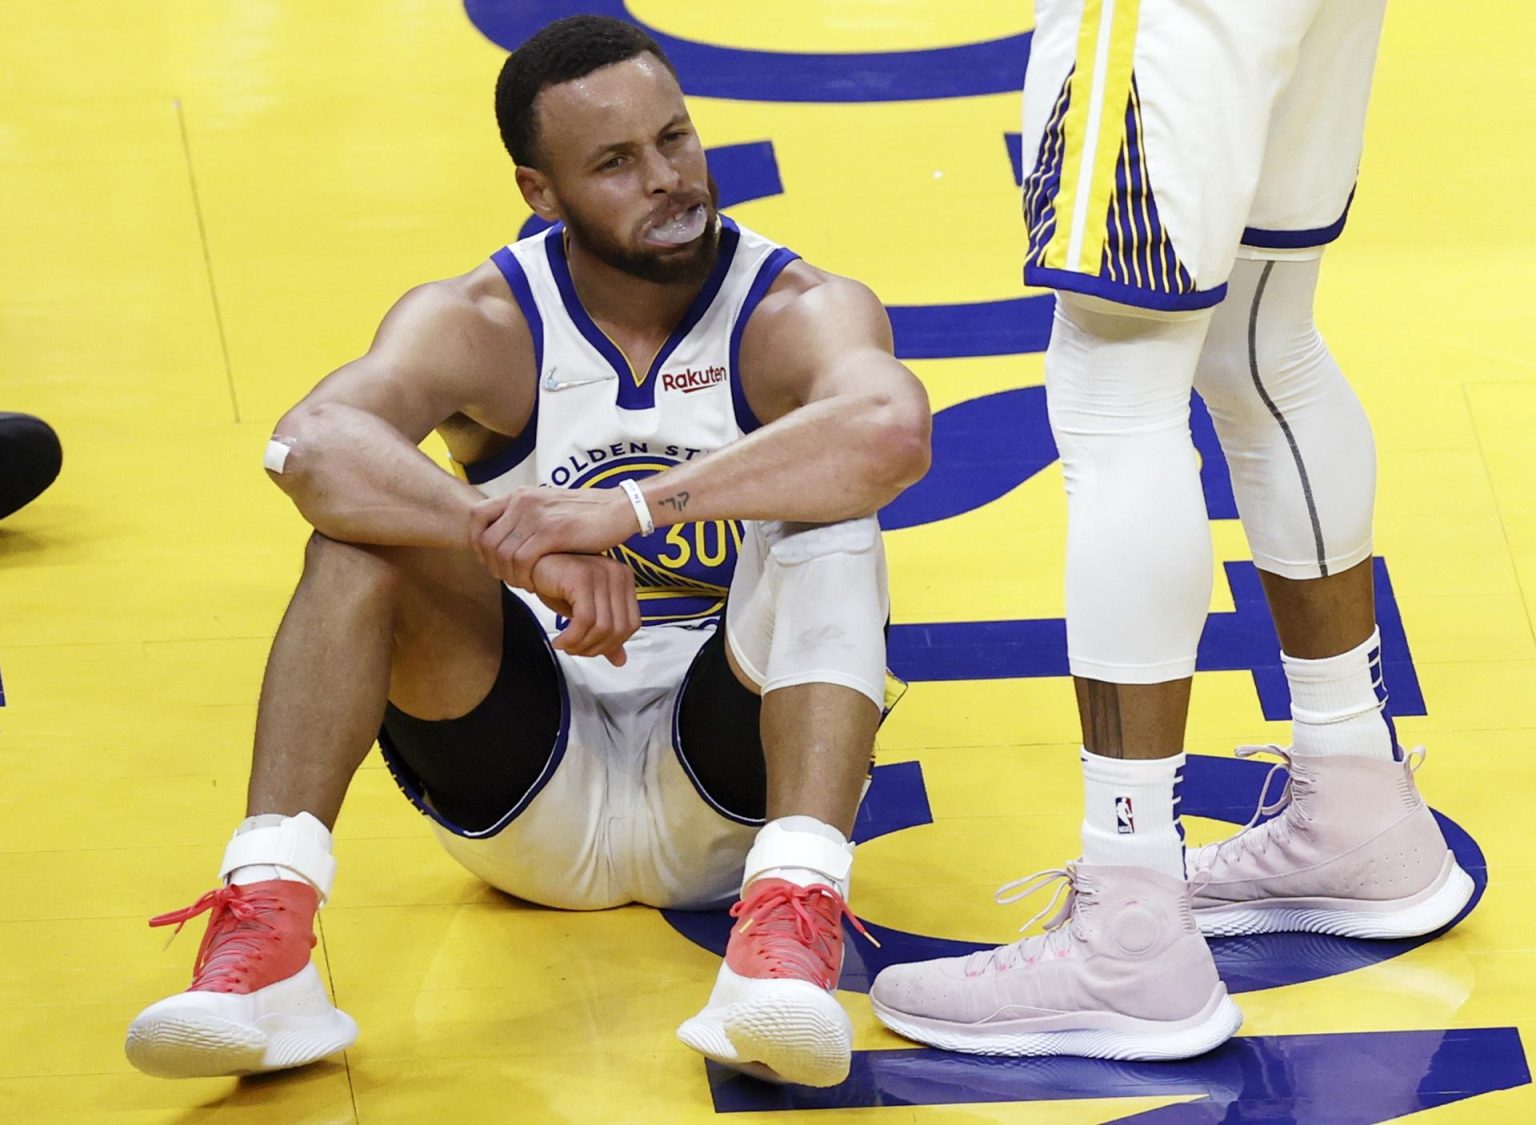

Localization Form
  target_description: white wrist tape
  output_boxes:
[263,437,294,474]
[619,479,655,536]
[219,812,337,903]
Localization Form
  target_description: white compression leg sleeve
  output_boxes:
[725,516,889,710]
[1193,256,1375,579]
[1047,295,1215,682]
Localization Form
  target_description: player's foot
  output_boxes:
[677,878,865,1087]
[125,880,357,1078]
[1189,746,1475,939]
[870,864,1241,1061]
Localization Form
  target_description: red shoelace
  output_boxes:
[149,885,286,993]
[729,881,877,986]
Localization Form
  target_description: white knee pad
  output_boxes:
[725,516,889,710]
[1194,256,1375,579]
[219,812,336,904]
[1047,295,1215,683]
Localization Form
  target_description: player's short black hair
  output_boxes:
[495,16,677,169]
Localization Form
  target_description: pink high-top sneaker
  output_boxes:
[1190,746,1474,939]
[870,863,1241,1060]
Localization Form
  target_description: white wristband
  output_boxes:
[619,479,655,536]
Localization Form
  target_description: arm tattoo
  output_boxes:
[658,491,691,514]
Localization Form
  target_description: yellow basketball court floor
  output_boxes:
[2,2,1533,1121]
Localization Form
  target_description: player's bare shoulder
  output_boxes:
[374,260,538,442]
[736,260,896,421]
[385,261,534,374]
[753,261,892,343]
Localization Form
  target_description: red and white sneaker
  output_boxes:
[677,878,868,1087]
[125,880,357,1078]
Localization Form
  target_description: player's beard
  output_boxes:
[563,175,721,286]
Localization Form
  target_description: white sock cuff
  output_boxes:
[1282,627,1384,724]
[1281,628,1379,680]
[220,812,336,903]
[741,817,853,891]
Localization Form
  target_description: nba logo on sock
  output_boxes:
[1115,796,1135,834]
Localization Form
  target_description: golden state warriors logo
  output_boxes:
[567,449,742,625]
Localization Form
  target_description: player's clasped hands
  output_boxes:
[469,487,643,665]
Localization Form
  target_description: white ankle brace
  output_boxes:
[220,812,336,904]
[742,818,854,896]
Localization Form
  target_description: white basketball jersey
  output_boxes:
[458,217,799,627]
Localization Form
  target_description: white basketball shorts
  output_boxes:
[400,611,758,912]
[1021,0,1387,311]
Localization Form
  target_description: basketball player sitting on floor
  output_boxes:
[125,16,930,1089]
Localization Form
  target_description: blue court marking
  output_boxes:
[704,1027,1532,1117]
[466,1,1032,102]
[887,297,1056,360]
[661,752,1484,997]
[882,389,1237,530]
[885,557,1427,723]
[880,387,1056,529]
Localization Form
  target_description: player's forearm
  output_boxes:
[637,391,930,526]
[266,402,482,548]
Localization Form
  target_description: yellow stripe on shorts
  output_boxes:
[1040,0,1141,275]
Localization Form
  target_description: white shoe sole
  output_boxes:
[125,962,358,1078]
[870,983,1242,1062]
[1195,852,1476,940]
[678,968,851,1087]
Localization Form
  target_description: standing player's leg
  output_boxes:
[1188,254,1474,936]
[871,296,1244,1060]
[125,533,547,1078]
[866,0,1330,1060]
[1181,0,1471,938]
[677,517,888,1087]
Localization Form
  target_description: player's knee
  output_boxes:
[1047,293,1209,441]
[1195,258,1339,436]
[727,517,889,709]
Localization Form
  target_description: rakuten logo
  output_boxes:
[661,365,727,393]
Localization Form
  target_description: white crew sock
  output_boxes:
[226,813,334,888]
[1079,749,1186,879]
[1283,628,1399,761]
[745,816,853,898]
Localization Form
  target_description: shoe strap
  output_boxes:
[219,812,336,903]
[740,821,852,893]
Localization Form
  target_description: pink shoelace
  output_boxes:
[731,882,878,981]
[149,885,285,993]
[967,866,1092,975]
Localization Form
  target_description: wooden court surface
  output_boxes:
[2,2,1533,1121]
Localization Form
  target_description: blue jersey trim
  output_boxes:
[544,226,636,390]
[544,220,744,412]
[1025,265,1228,312]
[491,245,544,370]
[729,247,800,435]
[376,592,571,840]
[1242,190,1355,250]
[458,247,544,486]
[638,217,742,397]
